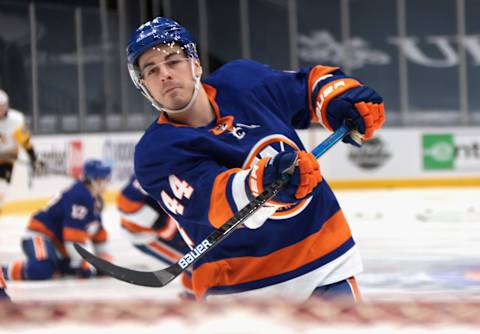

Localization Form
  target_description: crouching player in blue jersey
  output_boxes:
[2,160,112,281]
[127,17,385,302]
[117,175,193,295]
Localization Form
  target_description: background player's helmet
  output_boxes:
[0,90,9,118]
[126,17,201,114]
[0,90,8,106]
[83,160,112,181]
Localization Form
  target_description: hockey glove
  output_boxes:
[248,150,322,206]
[73,260,96,279]
[31,159,47,176]
[314,74,385,146]
[327,86,384,146]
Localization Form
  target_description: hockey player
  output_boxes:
[0,270,9,301]
[2,159,112,281]
[117,175,192,293]
[128,17,384,302]
[0,89,44,212]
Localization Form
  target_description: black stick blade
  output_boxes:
[73,243,175,287]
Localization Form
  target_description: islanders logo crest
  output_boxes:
[243,134,312,220]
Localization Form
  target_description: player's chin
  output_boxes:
[165,97,190,110]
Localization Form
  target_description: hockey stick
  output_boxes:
[0,157,34,189]
[74,122,354,287]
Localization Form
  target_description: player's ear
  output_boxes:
[194,60,203,78]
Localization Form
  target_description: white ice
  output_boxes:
[2,187,480,302]
[1,187,480,333]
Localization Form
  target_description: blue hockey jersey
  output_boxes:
[117,175,190,262]
[134,60,362,300]
[28,180,107,258]
[118,175,193,291]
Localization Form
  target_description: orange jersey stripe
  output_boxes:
[117,193,143,213]
[193,209,351,297]
[28,219,56,240]
[121,219,155,234]
[33,236,47,260]
[149,241,181,261]
[0,270,7,288]
[63,227,88,243]
[307,65,339,121]
[27,219,67,255]
[208,168,241,228]
[9,260,24,280]
[203,84,220,117]
[91,228,108,243]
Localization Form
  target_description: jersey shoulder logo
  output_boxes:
[210,115,260,140]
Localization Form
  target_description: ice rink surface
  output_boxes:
[1,187,480,333]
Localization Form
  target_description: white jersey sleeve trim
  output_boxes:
[231,169,250,210]
[119,204,159,228]
[231,168,277,229]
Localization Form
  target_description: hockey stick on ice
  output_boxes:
[74,122,355,287]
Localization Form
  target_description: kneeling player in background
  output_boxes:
[118,175,192,295]
[2,159,112,281]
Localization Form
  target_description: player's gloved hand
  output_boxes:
[314,71,385,146]
[73,260,96,279]
[248,150,322,205]
[325,85,384,146]
[31,159,47,176]
[57,258,75,276]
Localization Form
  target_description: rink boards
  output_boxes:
[4,126,480,215]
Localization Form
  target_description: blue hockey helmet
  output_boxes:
[126,17,202,113]
[83,159,112,181]
[127,17,198,67]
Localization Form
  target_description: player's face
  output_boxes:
[138,44,201,110]
[0,104,7,118]
[93,178,109,195]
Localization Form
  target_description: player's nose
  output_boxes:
[158,64,173,81]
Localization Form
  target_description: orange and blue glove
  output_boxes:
[248,150,322,206]
[313,72,385,146]
[74,260,96,278]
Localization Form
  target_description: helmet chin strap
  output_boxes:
[151,58,201,114]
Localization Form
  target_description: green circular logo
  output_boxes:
[425,142,454,162]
